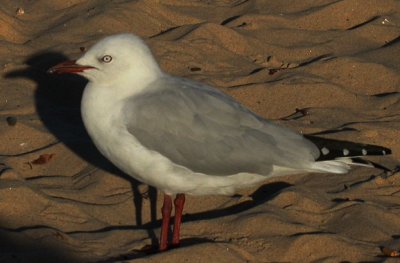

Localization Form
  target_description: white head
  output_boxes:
[49,33,163,86]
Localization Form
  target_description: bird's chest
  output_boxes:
[82,97,126,156]
[80,87,169,184]
[81,87,135,161]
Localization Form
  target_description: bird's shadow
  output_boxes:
[3,51,292,261]
[5,51,153,192]
[3,51,160,253]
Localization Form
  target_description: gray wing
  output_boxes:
[123,76,320,176]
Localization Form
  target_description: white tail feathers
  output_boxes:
[311,157,378,174]
[310,160,351,174]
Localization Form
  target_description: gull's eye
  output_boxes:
[101,55,112,63]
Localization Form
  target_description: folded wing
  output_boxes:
[124,76,320,176]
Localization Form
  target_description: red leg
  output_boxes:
[159,194,172,251]
[172,193,185,247]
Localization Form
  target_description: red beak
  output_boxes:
[47,60,95,74]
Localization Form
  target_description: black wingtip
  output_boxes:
[304,135,392,161]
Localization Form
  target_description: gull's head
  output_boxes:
[48,33,163,85]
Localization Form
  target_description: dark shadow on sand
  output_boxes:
[3,51,159,257]
[0,227,81,263]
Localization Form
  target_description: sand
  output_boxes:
[0,0,400,262]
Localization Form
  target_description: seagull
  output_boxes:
[48,33,392,251]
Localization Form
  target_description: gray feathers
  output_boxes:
[123,76,320,176]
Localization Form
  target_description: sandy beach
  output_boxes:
[1,0,400,262]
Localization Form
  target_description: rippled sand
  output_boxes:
[1,1,400,262]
